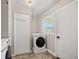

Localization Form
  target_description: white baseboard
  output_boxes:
[12,54,15,57]
[47,49,57,57]
[12,50,32,57]
[33,49,47,54]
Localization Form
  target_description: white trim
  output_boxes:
[12,54,15,57]
[54,12,58,57]
[33,49,47,54]
[41,0,77,17]
[47,49,57,57]
[12,50,32,57]
[8,0,12,39]
[8,0,12,49]
[56,0,78,13]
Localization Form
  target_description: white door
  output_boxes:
[14,13,30,55]
[56,1,78,59]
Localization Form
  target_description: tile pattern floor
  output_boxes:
[12,51,56,59]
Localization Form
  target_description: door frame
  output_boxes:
[8,0,32,55]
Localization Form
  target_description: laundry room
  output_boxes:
[1,0,78,59]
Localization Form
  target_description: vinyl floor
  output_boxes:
[12,51,57,59]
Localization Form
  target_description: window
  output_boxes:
[42,15,55,34]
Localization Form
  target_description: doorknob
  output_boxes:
[56,36,60,38]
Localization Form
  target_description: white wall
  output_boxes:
[9,0,41,55]
[9,0,76,55]
[38,0,75,54]
[46,34,55,53]
[1,0,8,38]
[41,0,75,17]
[31,16,39,33]
[9,0,32,55]
[55,1,78,58]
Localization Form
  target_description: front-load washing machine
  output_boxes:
[32,33,47,53]
[1,39,12,59]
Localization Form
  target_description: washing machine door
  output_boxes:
[6,46,12,59]
[36,37,45,47]
[1,48,8,59]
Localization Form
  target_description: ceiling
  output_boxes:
[14,0,58,16]
[31,0,58,16]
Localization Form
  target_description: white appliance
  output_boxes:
[1,39,9,59]
[32,33,47,53]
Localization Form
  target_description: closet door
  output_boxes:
[56,1,78,59]
[14,13,30,55]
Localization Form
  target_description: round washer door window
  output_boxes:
[36,37,45,47]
